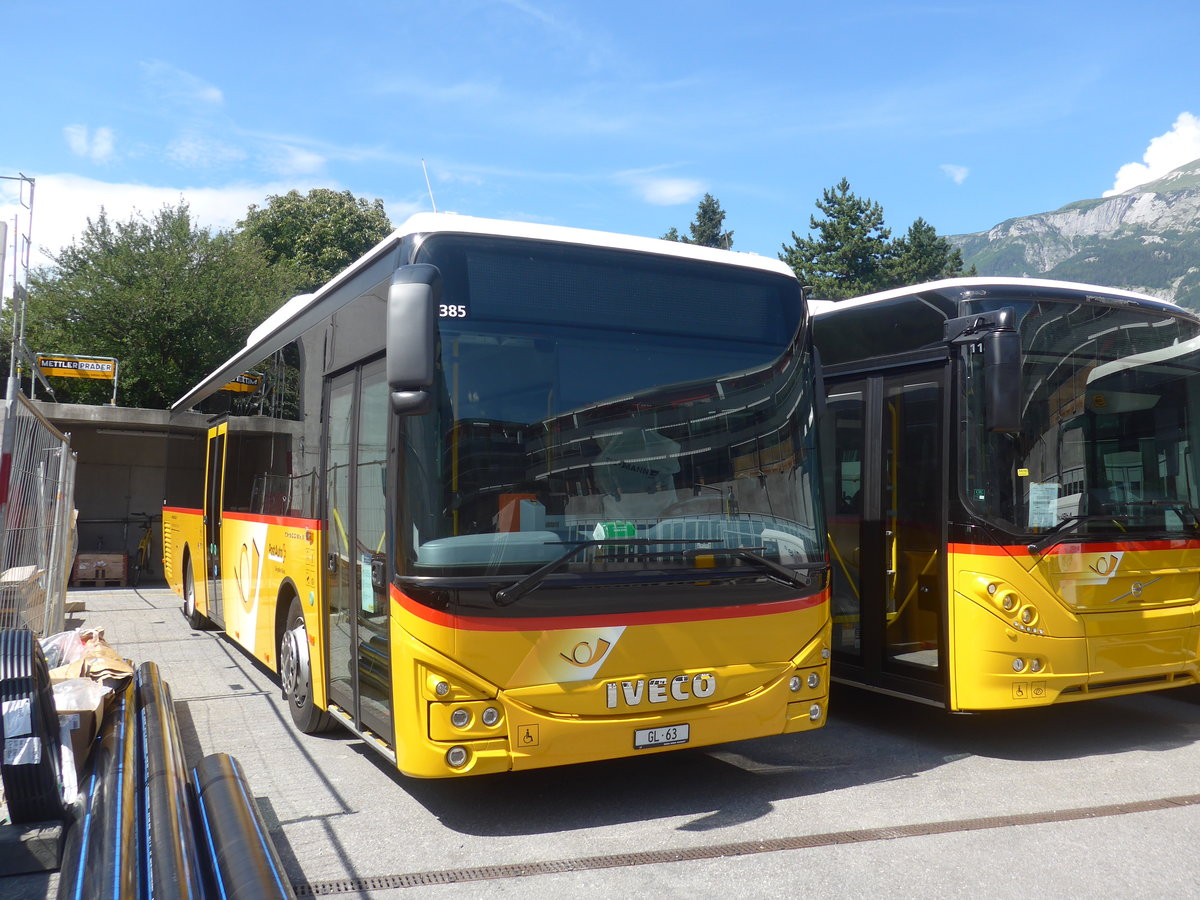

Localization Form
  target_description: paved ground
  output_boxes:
[6,585,1200,898]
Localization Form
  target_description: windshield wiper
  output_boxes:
[1027,514,1130,556]
[492,541,829,606]
[492,539,705,606]
[720,548,830,592]
[1122,499,1200,529]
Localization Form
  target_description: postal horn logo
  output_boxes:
[560,638,612,668]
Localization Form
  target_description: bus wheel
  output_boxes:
[182,557,209,630]
[280,597,332,733]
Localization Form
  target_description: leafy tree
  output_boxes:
[9,202,298,408]
[237,188,393,292]
[662,193,734,249]
[779,179,892,300]
[781,179,971,299]
[886,217,974,285]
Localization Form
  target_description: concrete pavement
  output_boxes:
[6,584,1200,898]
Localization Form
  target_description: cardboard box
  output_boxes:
[72,553,128,585]
[53,678,110,776]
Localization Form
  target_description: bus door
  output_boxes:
[203,422,227,628]
[827,368,947,702]
[323,359,393,742]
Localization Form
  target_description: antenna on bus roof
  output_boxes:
[421,159,437,213]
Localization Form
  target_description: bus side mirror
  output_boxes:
[386,264,441,415]
[984,329,1021,433]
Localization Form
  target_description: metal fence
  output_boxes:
[0,390,77,635]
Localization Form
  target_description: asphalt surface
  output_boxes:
[6,584,1200,898]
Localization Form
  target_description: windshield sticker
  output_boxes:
[1028,482,1060,529]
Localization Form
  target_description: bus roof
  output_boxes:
[809,276,1180,318]
[171,213,794,412]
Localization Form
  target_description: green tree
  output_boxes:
[237,188,393,292]
[779,179,892,299]
[781,179,971,299]
[662,193,734,249]
[886,217,974,285]
[11,202,298,408]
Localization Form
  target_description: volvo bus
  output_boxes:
[162,213,830,777]
[814,276,1200,710]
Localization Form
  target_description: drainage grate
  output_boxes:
[292,792,1200,895]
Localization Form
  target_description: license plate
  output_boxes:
[634,723,690,749]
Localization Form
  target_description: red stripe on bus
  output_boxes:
[948,539,1200,556]
[222,511,323,529]
[391,583,827,632]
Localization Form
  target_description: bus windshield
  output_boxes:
[963,298,1200,538]
[399,234,824,595]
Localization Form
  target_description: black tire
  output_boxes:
[0,629,65,823]
[279,596,333,733]
[131,556,142,588]
[182,556,208,630]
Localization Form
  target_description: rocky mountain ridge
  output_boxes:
[950,158,1200,310]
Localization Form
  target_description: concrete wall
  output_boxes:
[30,402,209,577]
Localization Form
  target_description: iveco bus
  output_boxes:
[815,277,1200,709]
[163,214,830,776]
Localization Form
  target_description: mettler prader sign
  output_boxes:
[36,353,119,404]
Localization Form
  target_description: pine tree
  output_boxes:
[886,217,973,285]
[779,179,892,299]
[662,193,734,249]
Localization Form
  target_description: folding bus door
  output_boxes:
[828,368,947,702]
[323,359,393,742]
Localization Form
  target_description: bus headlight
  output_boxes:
[1001,592,1019,612]
[1012,658,1026,672]
[482,706,501,727]
[1020,606,1038,627]
[809,703,822,721]
[789,675,802,692]
[450,708,471,728]
[807,671,821,689]
[446,746,470,768]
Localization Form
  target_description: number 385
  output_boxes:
[439,304,467,318]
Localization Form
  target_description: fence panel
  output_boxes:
[0,392,77,635]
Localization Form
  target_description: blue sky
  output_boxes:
[3,0,1200,295]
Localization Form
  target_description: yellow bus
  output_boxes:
[162,213,830,777]
[814,277,1200,709]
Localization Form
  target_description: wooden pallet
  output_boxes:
[73,577,126,588]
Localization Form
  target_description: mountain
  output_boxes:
[949,158,1200,311]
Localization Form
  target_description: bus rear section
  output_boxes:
[167,213,831,777]
[816,277,1200,710]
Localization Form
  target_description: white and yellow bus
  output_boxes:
[814,276,1200,709]
[162,214,830,777]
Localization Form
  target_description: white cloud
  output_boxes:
[167,134,247,168]
[615,171,705,206]
[267,145,327,177]
[63,125,116,163]
[0,174,317,282]
[940,164,969,185]
[140,60,224,109]
[1105,112,1200,196]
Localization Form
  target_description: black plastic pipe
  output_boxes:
[192,753,296,899]
[57,681,138,900]
[136,661,204,899]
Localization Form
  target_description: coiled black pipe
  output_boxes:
[0,628,64,823]
[57,682,139,900]
[192,753,296,899]
[136,661,204,899]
